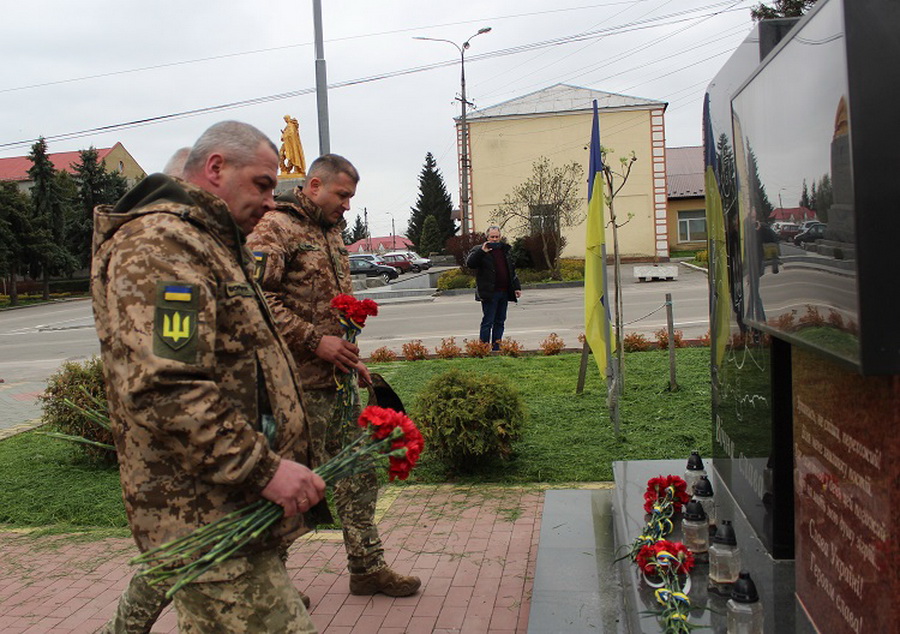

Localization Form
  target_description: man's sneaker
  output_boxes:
[349,567,422,597]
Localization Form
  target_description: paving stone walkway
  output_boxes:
[0,484,547,634]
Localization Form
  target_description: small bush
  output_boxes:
[412,369,526,471]
[559,258,585,281]
[497,338,524,357]
[401,340,428,361]
[520,231,566,271]
[655,328,685,349]
[623,332,652,352]
[827,310,845,330]
[464,339,492,358]
[434,337,462,359]
[697,329,711,347]
[694,250,709,263]
[437,268,475,291]
[40,357,114,464]
[539,333,566,355]
[799,305,825,328]
[369,346,397,363]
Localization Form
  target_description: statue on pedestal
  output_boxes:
[279,115,306,177]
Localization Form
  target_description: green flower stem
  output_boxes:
[135,425,405,592]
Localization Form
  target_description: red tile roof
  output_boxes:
[771,207,816,222]
[0,146,115,182]
[347,235,414,253]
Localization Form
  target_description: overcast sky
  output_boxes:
[1,0,760,236]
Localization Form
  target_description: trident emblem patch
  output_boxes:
[154,282,198,361]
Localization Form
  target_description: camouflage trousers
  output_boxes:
[98,545,295,632]
[305,386,386,575]
[174,549,316,633]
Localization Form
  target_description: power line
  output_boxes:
[0,3,748,151]
[0,1,656,95]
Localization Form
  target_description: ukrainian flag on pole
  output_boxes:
[584,99,614,380]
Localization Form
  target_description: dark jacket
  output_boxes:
[466,242,521,302]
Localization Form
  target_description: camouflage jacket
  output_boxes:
[246,187,352,390]
[91,174,315,554]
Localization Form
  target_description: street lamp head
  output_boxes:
[477,27,492,35]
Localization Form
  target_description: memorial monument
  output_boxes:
[276,114,307,195]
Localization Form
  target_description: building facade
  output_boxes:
[460,83,669,259]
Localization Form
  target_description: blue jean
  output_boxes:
[479,290,509,349]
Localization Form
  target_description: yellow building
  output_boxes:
[665,146,707,251]
[462,83,669,259]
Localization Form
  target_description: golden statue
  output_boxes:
[279,115,306,177]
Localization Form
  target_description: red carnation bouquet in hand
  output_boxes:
[330,294,379,434]
[131,405,424,597]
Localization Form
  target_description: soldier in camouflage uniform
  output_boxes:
[92,121,325,633]
[246,154,421,597]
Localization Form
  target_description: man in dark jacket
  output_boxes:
[466,225,522,350]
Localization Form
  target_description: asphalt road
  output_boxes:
[0,264,710,385]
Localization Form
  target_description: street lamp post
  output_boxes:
[387,212,396,250]
[414,27,491,236]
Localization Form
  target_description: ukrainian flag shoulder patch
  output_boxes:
[154,281,199,362]
[163,284,193,302]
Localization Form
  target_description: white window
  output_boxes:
[678,209,707,242]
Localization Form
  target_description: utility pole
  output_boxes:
[363,207,370,252]
[414,27,491,236]
[312,0,330,155]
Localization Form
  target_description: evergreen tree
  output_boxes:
[815,173,833,223]
[407,152,455,253]
[751,0,817,21]
[71,147,127,268]
[27,138,77,299]
[0,182,49,306]
[418,214,443,257]
[799,179,810,209]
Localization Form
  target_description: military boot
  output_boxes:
[349,567,421,597]
[299,590,311,609]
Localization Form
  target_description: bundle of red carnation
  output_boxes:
[635,539,695,576]
[331,294,379,330]
[643,474,691,514]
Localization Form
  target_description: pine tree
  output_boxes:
[799,179,810,210]
[407,152,455,253]
[71,147,127,267]
[0,182,49,306]
[27,138,77,299]
[418,215,443,257]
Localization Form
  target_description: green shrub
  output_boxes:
[412,369,525,471]
[40,357,115,464]
[559,258,585,281]
[437,268,475,291]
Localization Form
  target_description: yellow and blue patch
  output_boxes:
[252,251,268,282]
[163,285,193,302]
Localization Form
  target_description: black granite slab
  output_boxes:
[527,489,626,633]
[611,460,814,634]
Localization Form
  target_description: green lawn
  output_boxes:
[0,349,712,532]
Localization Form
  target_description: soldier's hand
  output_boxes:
[315,335,360,373]
[356,362,372,387]
[261,459,326,518]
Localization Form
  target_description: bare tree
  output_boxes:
[491,157,585,280]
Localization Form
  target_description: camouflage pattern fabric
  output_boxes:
[305,387,385,574]
[91,173,315,555]
[96,570,170,634]
[173,550,317,633]
[246,187,351,390]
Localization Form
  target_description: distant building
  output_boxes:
[0,142,146,193]
[461,83,669,259]
[770,206,816,223]
[666,146,707,251]
[346,235,414,253]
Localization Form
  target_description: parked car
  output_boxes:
[380,253,414,274]
[349,258,399,284]
[776,222,801,241]
[349,253,388,266]
[793,222,826,246]
[798,219,821,233]
[384,251,431,272]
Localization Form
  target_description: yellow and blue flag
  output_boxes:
[584,100,614,380]
[163,285,193,302]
